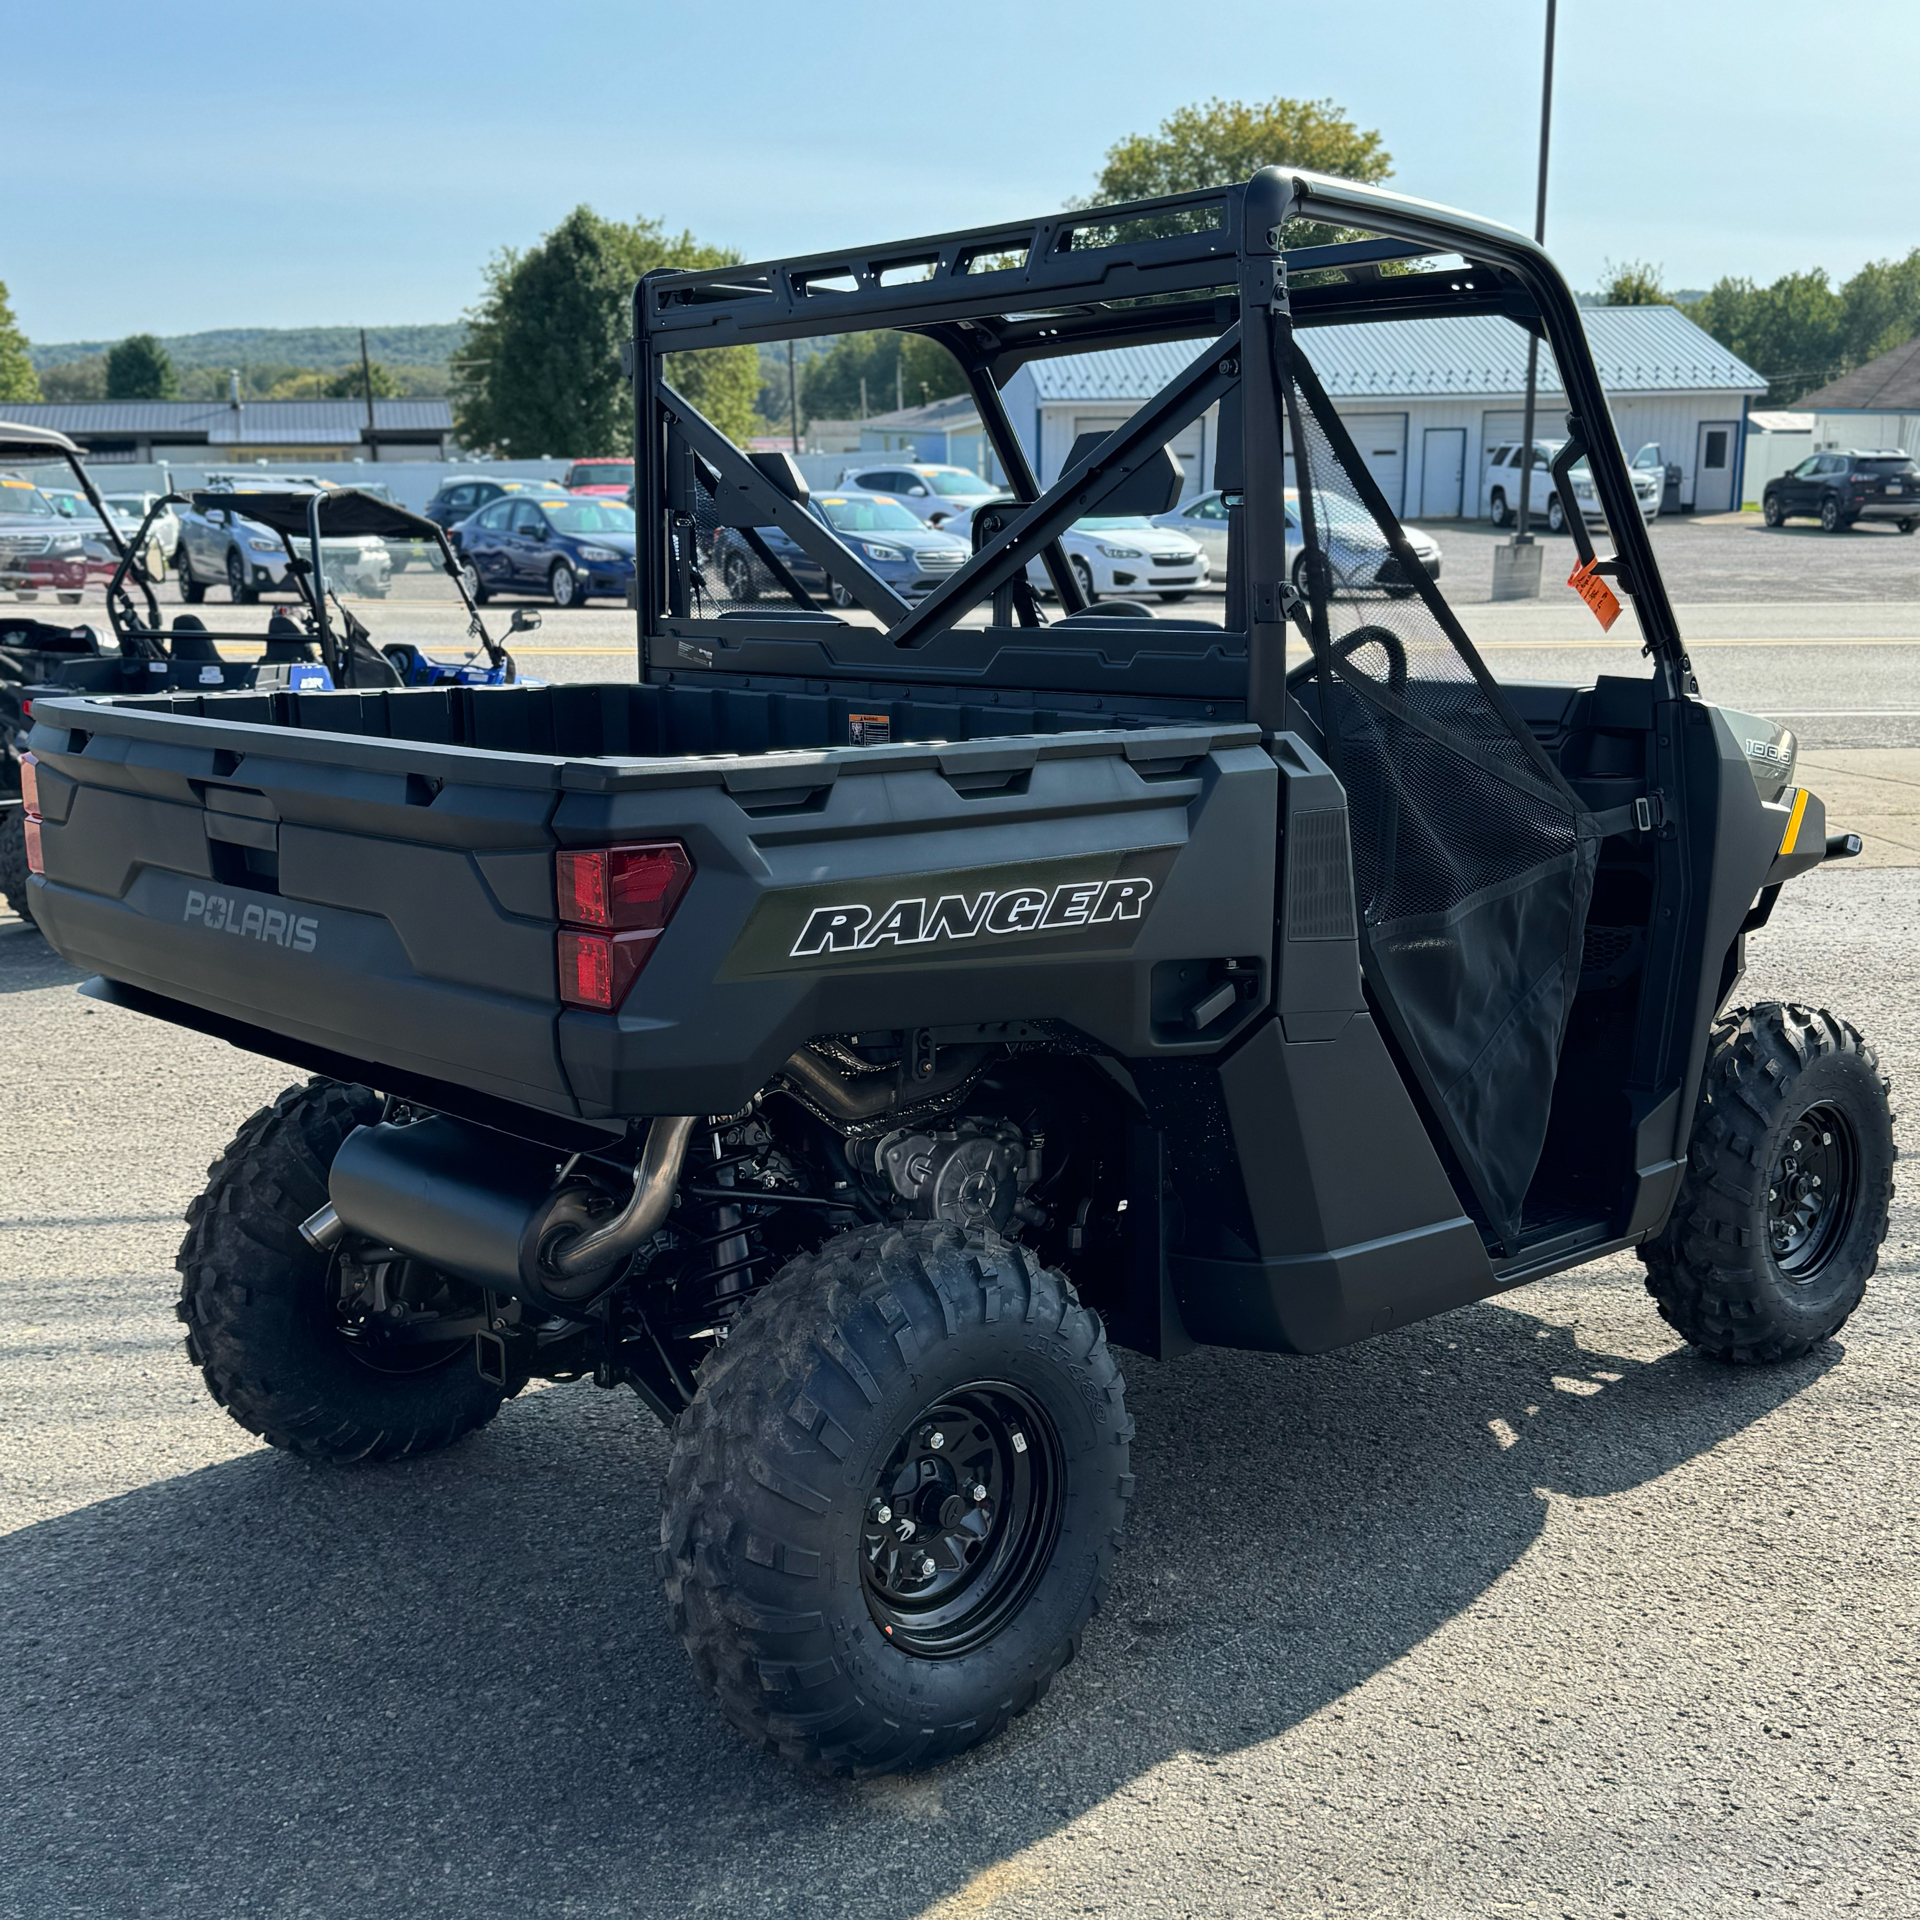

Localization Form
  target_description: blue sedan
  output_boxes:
[453,495,635,607]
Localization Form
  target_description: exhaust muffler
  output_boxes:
[316,1113,696,1306]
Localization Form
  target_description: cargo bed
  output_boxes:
[27,682,1276,1130]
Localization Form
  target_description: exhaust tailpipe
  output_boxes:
[323,1114,696,1306]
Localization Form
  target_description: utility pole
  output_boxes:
[787,340,800,454]
[359,327,377,457]
[1494,0,1558,601]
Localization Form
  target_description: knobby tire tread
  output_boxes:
[1640,1002,1895,1363]
[175,1077,513,1463]
[660,1220,1132,1776]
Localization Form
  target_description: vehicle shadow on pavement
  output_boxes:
[0,1286,1832,1920]
[0,921,73,993]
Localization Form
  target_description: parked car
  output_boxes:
[564,458,634,497]
[0,474,88,602]
[100,489,181,560]
[1153,488,1442,595]
[835,463,1003,528]
[173,483,394,604]
[451,494,635,606]
[1030,514,1207,602]
[1628,442,1677,515]
[36,486,124,586]
[1485,440,1658,529]
[712,492,969,606]
[937,501,1208,603]
[1763,449,1919,534]
[423,474,570,529]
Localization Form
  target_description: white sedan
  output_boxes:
[938,504,1208,603]
[1028,514,1208,602]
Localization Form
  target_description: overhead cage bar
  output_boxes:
[628,166,1684,701]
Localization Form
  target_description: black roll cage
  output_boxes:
[631,167,1689,724]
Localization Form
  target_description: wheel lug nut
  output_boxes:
[927,1429,945,1450]
[971,1483,988,1502]
[870,1502,891,1525]
[919,1556,936,1578]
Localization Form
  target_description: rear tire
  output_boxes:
[0,805,35,926]
[1820,496,1845,533]
[661,1221,1131,1775]
[176,1079,517,1462]
[458,558,488,604]
[1641,1004,1894,1363]
[1898,518,1916,536]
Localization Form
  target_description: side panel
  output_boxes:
[1170,1015,1492,1354]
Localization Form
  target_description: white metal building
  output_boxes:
[993,306,1764,517]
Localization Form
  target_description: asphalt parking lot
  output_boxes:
[1,865,1915,1919]
[5,516,1918,1917]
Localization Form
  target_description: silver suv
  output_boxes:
[174,476,393,604]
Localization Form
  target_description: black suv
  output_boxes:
[1763,449,1919,533]
[422,474,568,528]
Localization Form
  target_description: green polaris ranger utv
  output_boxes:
[23,167,1892,1775]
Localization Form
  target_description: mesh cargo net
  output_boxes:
[1283,344,1600,1246]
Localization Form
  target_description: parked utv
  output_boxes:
[23,170,1893,1778]
[0,423,525,922]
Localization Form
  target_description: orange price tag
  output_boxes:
[1567,557,1622,632]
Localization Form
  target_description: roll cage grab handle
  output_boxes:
[628,166,1693,712]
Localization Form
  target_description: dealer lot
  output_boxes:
[5,504,1919,1918]
[0,866,1914,1919]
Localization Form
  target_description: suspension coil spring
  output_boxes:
[677,1131,770,1319]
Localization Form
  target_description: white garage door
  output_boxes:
[1343,413,1407,516]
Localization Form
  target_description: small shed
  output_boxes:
[1797,335,1920,465]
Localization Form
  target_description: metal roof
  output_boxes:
[1023,306,1764,404]
[0,399,453,439]
[1796,334,1920,413]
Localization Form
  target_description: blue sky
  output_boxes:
[11,0,1916,343]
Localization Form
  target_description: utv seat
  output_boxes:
[169,615,222,663]
[262,611,318,663]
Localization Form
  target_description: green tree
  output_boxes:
[1600,259,1668,305]
[1090,95,1391,249]
[797,332,966,427]
[0,281,42,403]
[104,333,179,400]
[1694,270,1848,404]
[37,354,106,402]
[454,206,758,456]
[1836,247,1920,370]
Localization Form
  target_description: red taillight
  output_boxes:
[554,840,693,1010]
[558,928,659,1010]
[19,752,43,875]
[556,841,693,930]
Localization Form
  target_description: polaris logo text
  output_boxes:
[184,889,318,953]
[791,877,1154,958]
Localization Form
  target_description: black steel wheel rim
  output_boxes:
[859,1382,1065,1659]
[1768,1103,1858,1281]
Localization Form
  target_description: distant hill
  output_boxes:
[28,324,466,372]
